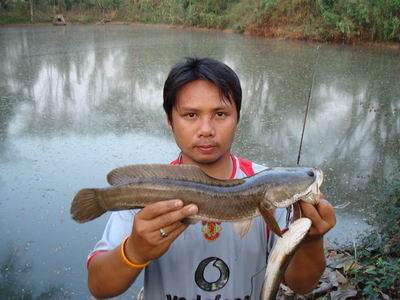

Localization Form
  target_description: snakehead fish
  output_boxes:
[70,164,323,236]
[261,218,312,300]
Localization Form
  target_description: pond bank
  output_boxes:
[1,20,400,51]
[284,178,400,299]
[2,0,400,45]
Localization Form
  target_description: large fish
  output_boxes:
[71,164,323,237]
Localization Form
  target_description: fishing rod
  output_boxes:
[287,45,321,225]
[296,45,320,166]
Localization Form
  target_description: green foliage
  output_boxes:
[364,258,399,298]
[337,17,357,39]
[104,0,252,42]
[68,14,98,23]
[351,256,400,298]
[256,0,400,41]
[313,0,400,40]
[349,178,400,298]
[1,0,399,42]
[0,13,30,24]
[0,0,30,23]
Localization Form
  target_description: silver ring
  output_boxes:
[159,228,168,238]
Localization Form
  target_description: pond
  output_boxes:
[0,24,399,299]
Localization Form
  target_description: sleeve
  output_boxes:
[252,162,267,174]
[87,210,137,265]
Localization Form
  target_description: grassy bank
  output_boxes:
[347,177,400,299]
[1,0,399,43]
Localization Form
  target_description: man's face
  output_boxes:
[169,79,238,165]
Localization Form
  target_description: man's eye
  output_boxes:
[186,113,196,118]
[216,112,226,117]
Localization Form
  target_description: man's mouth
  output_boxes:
[196,144,216,154]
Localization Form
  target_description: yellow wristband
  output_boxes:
[121,237,150,269]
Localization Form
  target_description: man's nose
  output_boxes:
[198,118,215,137]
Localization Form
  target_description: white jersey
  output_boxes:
[88,155,287,300]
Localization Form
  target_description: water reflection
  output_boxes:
[0,25,399,298]
[305,46,400,215]
[0,244,71,299]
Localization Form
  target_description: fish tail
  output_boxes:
[70,189,106,223]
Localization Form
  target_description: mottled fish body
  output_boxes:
[71,164,323,230]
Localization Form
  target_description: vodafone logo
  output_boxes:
[194,257,230,291]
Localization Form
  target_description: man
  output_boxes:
[87,57,336,299]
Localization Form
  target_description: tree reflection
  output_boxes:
[230,43,400,212]
[0,26,399,213]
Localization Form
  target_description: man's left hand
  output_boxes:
[285,194,336,293]
[295,194,336,242]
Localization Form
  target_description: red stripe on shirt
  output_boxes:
[170,158,179,165]
[87,250,108,269]
[229,154,237,179]
[237,156,254,177]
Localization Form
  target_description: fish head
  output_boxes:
[260,167,324,209]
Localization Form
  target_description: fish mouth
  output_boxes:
[273,168,324,208]
[298,168,324,204]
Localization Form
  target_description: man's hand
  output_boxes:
[295,194,336,243]
[87,200,197,298]
[285,194,336,293]
[125,199,198,264]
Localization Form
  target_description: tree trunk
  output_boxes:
[30,0,34,23]
[58,0,65,13]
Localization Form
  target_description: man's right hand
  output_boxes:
[124,199,198,264]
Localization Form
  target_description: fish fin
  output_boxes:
[258,204,282,237]
[107,164,245,186]
[233,219,253,239]
[70,189,107,223]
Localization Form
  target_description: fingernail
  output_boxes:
[187,205,198,214]
[175,200,183,208]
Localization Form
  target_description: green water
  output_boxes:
[0,25,399,299]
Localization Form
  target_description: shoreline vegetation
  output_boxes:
[1,0,400,45]
[289,177,399,300]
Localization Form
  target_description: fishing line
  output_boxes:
[248,264,267,298]
[296,45,321,166]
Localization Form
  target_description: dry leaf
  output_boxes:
[380,291,390,300]
[335,270,348,287]
[330,289,357,300]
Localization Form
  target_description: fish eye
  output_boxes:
[307,170,314,177]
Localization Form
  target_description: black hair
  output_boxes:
[163,57,242,123]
